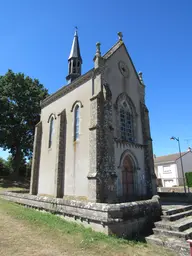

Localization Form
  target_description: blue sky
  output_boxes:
[0,0,192,159]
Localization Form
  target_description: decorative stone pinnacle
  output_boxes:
[94,42,104,69]
[118,32,123,41]
[138,71,144,84]
[96,42,101,56]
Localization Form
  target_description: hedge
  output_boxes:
[185,172,192,188]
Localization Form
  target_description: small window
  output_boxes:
[48,116,54,148]
[74,105,80,141]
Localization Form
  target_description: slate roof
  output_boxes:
[154,152,189,164]
[68,30,82,62]
[41,36,143,109]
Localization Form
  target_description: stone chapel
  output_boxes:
[30,30,157,203]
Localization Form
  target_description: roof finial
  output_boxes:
[74,26,78,36]
[96,42,101,57]
[118,32,123,41]
[93,42,104,69]
[138,71,144,84]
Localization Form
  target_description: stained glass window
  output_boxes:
[48,116,54,148]
[120,101,134,142]
[74,105,80,141]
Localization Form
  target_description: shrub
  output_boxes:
[185,172,192,188]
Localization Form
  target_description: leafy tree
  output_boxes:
[0,70,48,176]
[0,157,9,176]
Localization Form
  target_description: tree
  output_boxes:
[0,157,9,176]
[0,70,49,176]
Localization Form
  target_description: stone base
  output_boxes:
[146,203,192,255]
[0,191,161,238]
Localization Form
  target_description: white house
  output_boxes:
[154,148,192,187]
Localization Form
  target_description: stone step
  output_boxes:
[155,217,192,232]
[161,209,192,222]
[162,205,192,216]
[152,228,192,241]
[146,234,190,256]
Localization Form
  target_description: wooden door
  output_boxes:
[122,155,134,198]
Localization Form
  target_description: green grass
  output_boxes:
[0,198,138,248]
[0,198,176,256]
[0,186,27,191]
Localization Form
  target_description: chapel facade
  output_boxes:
[30,30,157,203]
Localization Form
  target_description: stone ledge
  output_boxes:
[0,191,161,237]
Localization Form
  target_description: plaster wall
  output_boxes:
[38,78,92,197]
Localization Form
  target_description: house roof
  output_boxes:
[154,151,191,165]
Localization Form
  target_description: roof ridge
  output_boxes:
[155,152,187,158]
[154,151,192,164]
[102,40,123,59]
[41,69,93,109]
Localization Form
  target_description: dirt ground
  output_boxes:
[0,209,84,256]
[0,199,175,256]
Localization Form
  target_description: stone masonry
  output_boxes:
[0,191,161,238]
[30,121,42,195]
[146,204,192,255]
[54,109,67,198]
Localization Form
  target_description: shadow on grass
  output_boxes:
[0,176,30,191]
[120,222,155,244]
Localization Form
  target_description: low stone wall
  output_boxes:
[158,187,188,193]
[0,191,161,238]
[159,192,192,203]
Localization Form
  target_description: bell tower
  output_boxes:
[66,28,82,83]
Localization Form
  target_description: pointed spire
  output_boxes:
[66,28,82,83]
[68,27,82,62]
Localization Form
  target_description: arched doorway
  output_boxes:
[122,155,134,198]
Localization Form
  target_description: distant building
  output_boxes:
[154,148,192,187]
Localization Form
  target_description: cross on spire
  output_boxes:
[118,32,123,41]
[74,26,78,36]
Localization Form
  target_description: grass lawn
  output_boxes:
[0,198,175,256]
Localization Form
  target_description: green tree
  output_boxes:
[0,70,48,176]
[0,157,9,176]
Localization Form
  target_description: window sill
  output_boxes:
[73,139,80,145]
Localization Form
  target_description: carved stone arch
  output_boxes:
[70,100,83,112]
[118,149,140,170]
[114,92,137,116]
[47,113,57,123]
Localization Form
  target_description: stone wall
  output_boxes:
[30,121,42,195]
[158,192,192,203]
[140,103,157,197]
[0,191,161,238]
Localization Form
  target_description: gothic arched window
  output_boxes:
[119,100,134,142]
[48,116,54,148]
[74,105,80,141]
